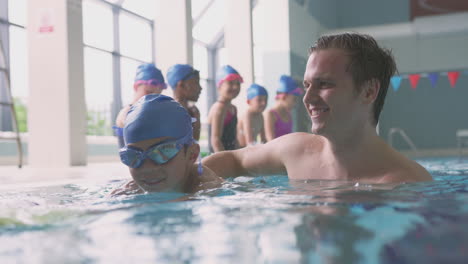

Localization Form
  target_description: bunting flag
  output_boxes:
[447,71,460,88]
[390,69,465,92]
[408,74,420,89]
[390,76,402,91]
[428,72,439,88]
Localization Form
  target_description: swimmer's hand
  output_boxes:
[110,180,144,196]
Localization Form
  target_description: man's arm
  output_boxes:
[379,159,433,184]
[202,137,288,178]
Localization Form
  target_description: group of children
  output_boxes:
[208,65,303,152]
[114,63,202,147]
[114,63,302,153]
[111,62,302,194]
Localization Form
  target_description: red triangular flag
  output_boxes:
[408,74,420,89]
[447,71,460,88]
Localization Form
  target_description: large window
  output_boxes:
[0,0,27,132]
[119,57,140,106]
[119,12,152,61]
[193,44,209,121]
[252,1,264,86]
[191,0,257,142]
[83,0,154,136]
[191,0,227,141]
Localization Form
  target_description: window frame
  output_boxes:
[83,0,155,135]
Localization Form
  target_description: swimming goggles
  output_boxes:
[120,136,191,169]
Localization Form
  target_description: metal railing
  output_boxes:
[0,38,23,168]
[387,127,419,154]
[456,129,468,159]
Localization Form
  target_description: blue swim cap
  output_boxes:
[134,63,166,88]
[247,83,268,100]
[277,75,302,96]
[216,65,243,87]
[124,94,193,145]
[166,64,199,90]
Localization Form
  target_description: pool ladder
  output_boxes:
[387,127,419,155]
[0,38,23,168]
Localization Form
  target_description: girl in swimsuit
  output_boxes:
[208,65,243,153]
[264,75,303,141]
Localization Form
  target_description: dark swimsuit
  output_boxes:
[209,107,238,153]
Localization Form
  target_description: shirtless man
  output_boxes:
[203,32,432,184]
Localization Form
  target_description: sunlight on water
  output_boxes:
[0,157,467,263]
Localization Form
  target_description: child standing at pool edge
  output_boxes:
[112,94,222,195]
[264,75,302,141]
[208,65,243,153]
[237,83,268,147]
[166,64,203,141]
[114,63,166,148]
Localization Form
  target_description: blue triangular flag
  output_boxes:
[391,76,402,91]
[428,72,439,87]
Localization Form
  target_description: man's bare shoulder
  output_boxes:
[274,132,323,149]
[261,132,324,162]
[379,153,433,184]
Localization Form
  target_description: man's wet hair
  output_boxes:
[309,32,397,125]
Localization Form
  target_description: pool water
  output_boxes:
[1,157,467,263]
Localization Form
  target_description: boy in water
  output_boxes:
[112,94,222,195]
[166,64,202,141]
[114,63,166,148]
[237,84,268,147]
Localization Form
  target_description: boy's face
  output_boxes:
[248,95,268,112]
[182,77,202,102]
[128,136,195,192]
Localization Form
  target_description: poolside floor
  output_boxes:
[0,162,129,189]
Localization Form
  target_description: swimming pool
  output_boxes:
[1,157,467,263]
